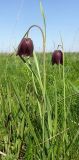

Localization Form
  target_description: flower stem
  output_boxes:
[21,25,46,150]
[18,25,46,160]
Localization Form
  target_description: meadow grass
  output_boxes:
[0,53,79,159]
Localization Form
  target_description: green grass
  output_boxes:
[0,53,79,159]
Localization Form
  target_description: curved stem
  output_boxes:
[22,25,46,150]
[25,25,46,149]
[23,24,46,94]
[23,25,45,54]
[23,24,46,86]
[23,24,46,93]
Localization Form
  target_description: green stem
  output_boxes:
[23,24,46,95]
[21,25,46,149]
[62,42,66,156]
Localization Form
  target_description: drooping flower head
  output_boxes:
[17,38,34,57]
[52,50,63,65]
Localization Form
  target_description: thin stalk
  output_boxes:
[41,25,46,156]
[40,3,46,154]
[0,151,6,157]
[59,63,61,79]
[63,50,66,131]
[61,39,66,156]
[23,24,46,90]
[53,77,57,136]
[20,24,46,151]
[22,25,45,89]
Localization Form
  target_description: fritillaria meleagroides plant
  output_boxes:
[16,25,45,59]
[16,24,46,95]
[16,25,45,80]
[17,37,34,57]
[16,24,46,156]
[52,45,63,65]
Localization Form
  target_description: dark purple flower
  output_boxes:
[52,50,63,65]
[17,38,34,56]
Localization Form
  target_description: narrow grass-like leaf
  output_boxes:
[17,116,25,159]
[10,80,39,145]
[46,93,52,136]
[66,129,79,154]
[33,52,42,81]
[68,80,79,93]
[40,0,46,38]
[32,73,42,119]
[40,2,46,155]
[53,77,58,136]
